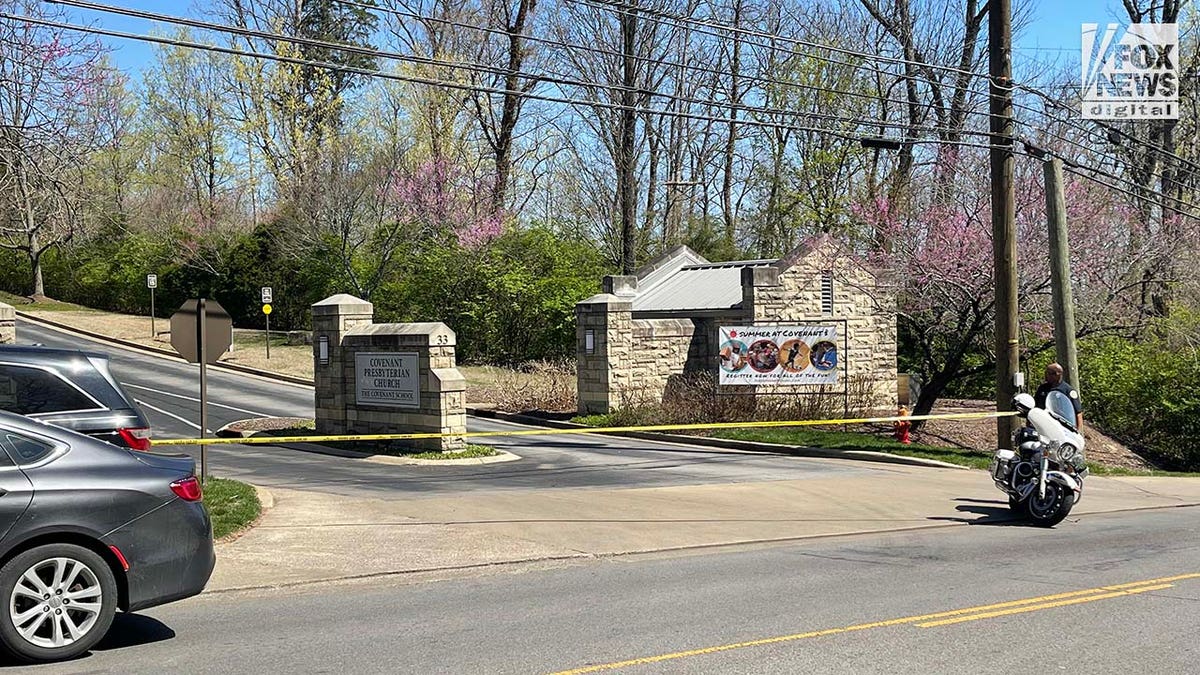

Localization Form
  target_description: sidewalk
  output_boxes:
[208,466,1200,592]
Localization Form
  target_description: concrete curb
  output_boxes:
[466,406,971,470]
[214,419,522,465]
[16,311,315,387]
[252,485,275,511]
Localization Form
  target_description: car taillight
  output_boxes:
[118,427,153,452]
[171,477,203,502]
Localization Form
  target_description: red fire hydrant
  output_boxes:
[894,406,911,444]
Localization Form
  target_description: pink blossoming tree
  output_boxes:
[299,148,504,301]
[0,1,109,297]
[856,153,1188,420]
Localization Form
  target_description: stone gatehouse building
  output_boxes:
[575,237,897,414]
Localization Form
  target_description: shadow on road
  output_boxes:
[927,502,1024,526]
[0,614,174,668]
[92,613,176,651]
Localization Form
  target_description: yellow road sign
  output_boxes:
[263,304,272,315]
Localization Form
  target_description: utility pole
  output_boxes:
[1043,157,1080,390]
[989,0,1019,449]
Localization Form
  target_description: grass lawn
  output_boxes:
[572,414,1200,476]
[0,291,89,312]
[398,444,500,460]
[203,477,262,540]
[708,428,996,470]
[319,441,501,459]
[572,413,993,469]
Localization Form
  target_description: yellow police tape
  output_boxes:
[149,410,1017,447]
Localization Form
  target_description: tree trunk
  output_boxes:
[28,249,44,299]
[908,370,955,430]
[645,119,660,240]
[721,0,743,249]
[491,0,537,213]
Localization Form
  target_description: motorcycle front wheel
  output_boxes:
[1025,482,1073,527]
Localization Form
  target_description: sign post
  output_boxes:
[170,298,233,483]
[147,274,157,338]
[262,287,273,359]
[198,299,207,481]
[263,303,273,359]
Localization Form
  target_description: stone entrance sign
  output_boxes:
[312,294,466,452]
[355,352,419,407]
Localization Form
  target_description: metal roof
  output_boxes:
[632,259,775,313]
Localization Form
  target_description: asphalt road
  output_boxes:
[14,319,883,497]
[10,503,1197,674]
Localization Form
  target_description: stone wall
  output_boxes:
[312,294,466,451]
[0,303,13,344]
[742,242,897,410]
[626,318,700,405]
[575,239,898,415]
[576,293,632,415]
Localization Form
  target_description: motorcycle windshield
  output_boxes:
[1044,390,1077,431]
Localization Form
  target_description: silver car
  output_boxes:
[0,409,214,663]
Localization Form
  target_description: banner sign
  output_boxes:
[719,326,839,385]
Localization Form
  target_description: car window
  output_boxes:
[0,365,99,415]
[2,433,55,465]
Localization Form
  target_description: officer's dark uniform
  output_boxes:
[1034,380,1082,424]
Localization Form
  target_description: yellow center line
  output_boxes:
[549,573,1198,674]
[917,583,1176,627]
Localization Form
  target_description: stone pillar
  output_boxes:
[340,323,466,452]
[0,303,13,344]
[575,292,633,415]
[740,266,782,322]
[312,294,375,435]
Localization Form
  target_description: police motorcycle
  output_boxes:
[989,391,1087,527]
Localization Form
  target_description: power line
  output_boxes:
[566,0,999,86]
[72,0,1143,180]
[17,4,1199,220]
[332,0,972,126]
[564,0,1200,183]
[1063,163,1200,224]
[1015,80,1200,177]
[3,10,1009,153]
[38,1,1007,146]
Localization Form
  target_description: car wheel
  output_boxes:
[0,544,117,663]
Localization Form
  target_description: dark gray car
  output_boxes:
[0,409,214,663]
[0,345,153,451]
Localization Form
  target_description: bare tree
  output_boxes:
[465,0,542,212]
[552,0,674,271]
[0,1,108,297]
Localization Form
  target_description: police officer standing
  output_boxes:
[1034,362,1082,429]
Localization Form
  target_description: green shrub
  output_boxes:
[1031,313,1200,470]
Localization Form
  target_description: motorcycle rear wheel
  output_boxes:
[1025,482,1073,527]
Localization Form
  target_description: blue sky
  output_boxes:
[60,0,1141,80]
